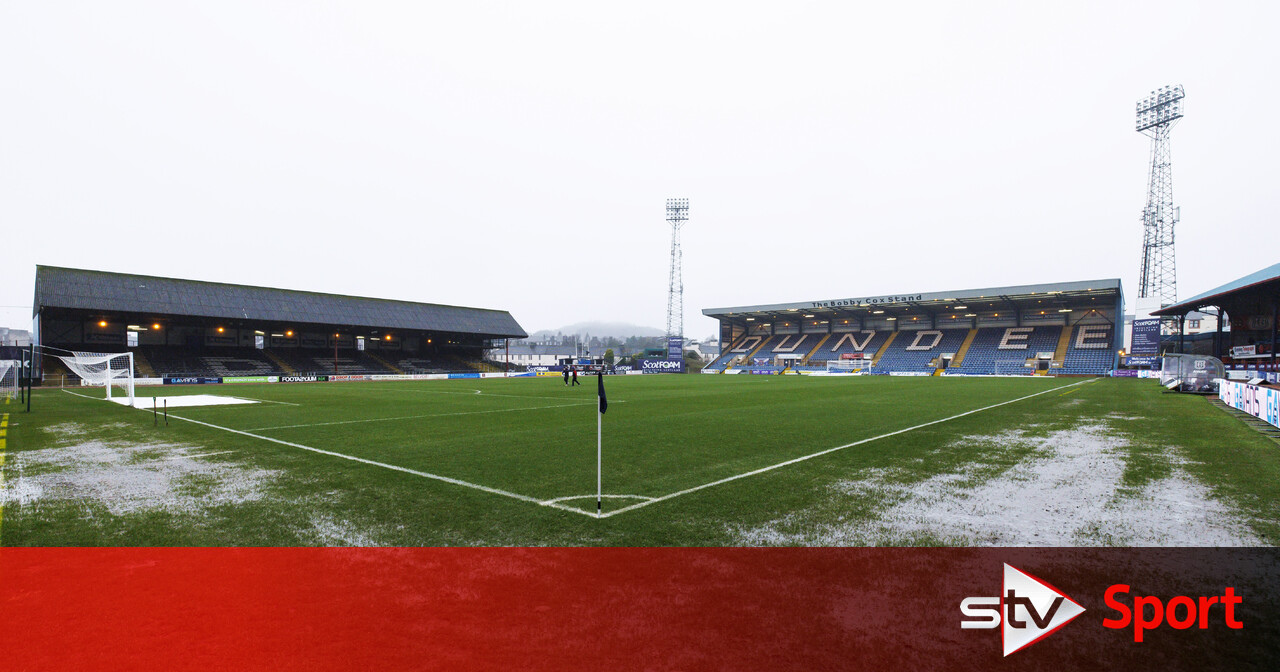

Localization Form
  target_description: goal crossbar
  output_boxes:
[57,351,135,405]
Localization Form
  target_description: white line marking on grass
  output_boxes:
[376,388,615,404]
[164,413,598,517]
[227,397,301,406]
[598,378,1098,518]
[542,494,657,504]
[244,402,592,432]
[61,389,103,401]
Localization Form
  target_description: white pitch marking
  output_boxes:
[244,401,591,432]
[164,413,598,517]
[372,387,615,404]
[61,389,104,401]
[541,494,657,505]
[227,396,301,407]
[598,378,1098,518]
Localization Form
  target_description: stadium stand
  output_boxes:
[807,330,892,366]
[750,334,815,363]
[31,266,527,383]
[951,326,1062,375]
[872,329,970,373]
[703,334,761,371]
[1060,324,1116,374]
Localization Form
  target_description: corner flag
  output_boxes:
[597,370,606,518]
[597,370,608,414]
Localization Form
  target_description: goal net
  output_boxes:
[0,359,18,400]
[994,359,1032,376]
[826,359,873,374]
[57,351,135,405]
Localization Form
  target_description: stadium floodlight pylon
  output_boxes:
[1136,85,1184,308]
[0,359,18,400]
[57,351,135,405]
[665,198,689,345]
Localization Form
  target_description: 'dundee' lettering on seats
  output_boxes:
[905,331,944,351]
[998,327,1033,350]
[772,335,810,353]
[830,331,876,352]
[1075,325,1110,349]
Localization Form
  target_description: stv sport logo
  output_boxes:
[960,564,1086,656]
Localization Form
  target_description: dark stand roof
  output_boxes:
[34,266,526,339]
[1153,263,1280,318]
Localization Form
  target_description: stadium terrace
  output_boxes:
[702,278,1124,376]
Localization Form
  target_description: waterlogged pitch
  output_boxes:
[2,375,1277,546]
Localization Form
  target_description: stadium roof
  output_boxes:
[1152,263,1280,317]
[33,266,527,339]
[703,278,1122,321]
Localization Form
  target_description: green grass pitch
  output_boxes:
[2,375,1277,546]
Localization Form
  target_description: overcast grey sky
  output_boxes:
[3,1,1277,340]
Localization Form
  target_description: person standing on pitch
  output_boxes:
[563,365,570,386]
[571,366,581,386]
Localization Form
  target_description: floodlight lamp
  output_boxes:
[153,323,162,330]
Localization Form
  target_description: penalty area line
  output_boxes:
[245,401,595,431]
[598,378,1098,518]
[163,413,597,518]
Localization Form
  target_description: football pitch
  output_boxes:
[2,375,1278,546]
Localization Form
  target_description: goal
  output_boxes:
[0,359,18,400]
[57,351,135,405]
[826,359,873,374]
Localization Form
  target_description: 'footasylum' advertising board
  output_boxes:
[641,359,685,374]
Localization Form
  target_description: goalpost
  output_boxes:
[826,359,873,374]
[0,359,18,400]
[57,351,135,405]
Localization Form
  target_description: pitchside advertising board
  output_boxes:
[1220,379,1280,429]
[641,359,685,373]
[1130,318,1161,355]
[667,336,683,361]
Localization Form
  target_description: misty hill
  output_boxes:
[529,322,665,340]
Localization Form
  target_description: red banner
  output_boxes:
[1,548,1275,670]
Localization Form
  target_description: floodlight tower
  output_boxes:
[665,198,689,344]
[1136,85,1185,307]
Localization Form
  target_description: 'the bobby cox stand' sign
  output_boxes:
[1219,379,1280,429]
